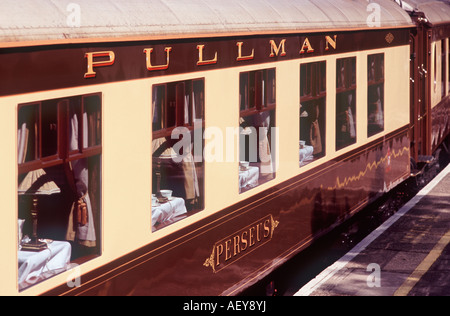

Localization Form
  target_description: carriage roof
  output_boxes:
[398,0,450,25]
[0,0,415,47]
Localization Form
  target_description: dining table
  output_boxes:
[152,197,188,229]
[18,240,71,290]
[300,145,314,166]
[239,166,260,193]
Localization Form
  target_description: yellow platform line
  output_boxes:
[394,229,450,296]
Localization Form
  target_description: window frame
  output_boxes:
[300,62,327,102]
[367,53,385,138]
[335,56,357,151]
[239,69,276,119]
[336,57,357,94]
[299,61,327,166]
[17,92,103,291]
[152,78,205,141]
[239,68,277,194]
[18,93,103,175]
[151,78,206,230]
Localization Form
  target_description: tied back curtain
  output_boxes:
[66,109,96,247]
[254,111,274,176]
[369,86,384,128]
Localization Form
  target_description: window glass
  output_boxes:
[152,79,205,231]
[368,54,385,137]
[300,61,326,166]
[67,95,102,153]
[85,95,102,148]
[336,57,357,150]
[17,94,102,291]
[239,69,276,193]
[18,104,38,164]
[41,101,58,158]
[434,44,438,93]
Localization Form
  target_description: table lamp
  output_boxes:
[18,169,61,252]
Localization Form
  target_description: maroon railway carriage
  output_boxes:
[1,0,449,296]
[404,0,450,162]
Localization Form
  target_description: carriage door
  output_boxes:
[410,25,431,162]
[410,34,418,162]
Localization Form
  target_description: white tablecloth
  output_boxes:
[239,166,259,192]
[18,241,71,290]
[152,197,187,228]
[300,145,314,166]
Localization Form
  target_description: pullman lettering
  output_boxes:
[144,47,172,71]
[204,214,279,273]
[84,36,337,78]
[84,51,115,78]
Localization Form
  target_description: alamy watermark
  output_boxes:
[367,2,382,28]
[66,263,81,288]
[66,3,81,28]
[367,263,381,288]
[166,124,279,173]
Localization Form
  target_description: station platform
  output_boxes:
[295,163,450,296]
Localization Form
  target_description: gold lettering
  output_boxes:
[197,45,218,66]
[84,51,115,78]
[249,227,256,247]
[216,244,223,266]
[264,219,271,238]
[269,39,287,57]
[325,35,338,51]
[204,215,280,273]
[236,42,255,61]
[144,47,172,71]
[241,231,248,251]
[300,38,315,54]
[256,223,262,242]
[225,240,232,261]
[233,235,241,256]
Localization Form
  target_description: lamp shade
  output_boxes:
[18,169,61,195]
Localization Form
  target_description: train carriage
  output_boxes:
[403,0,450,162]
[0,0,448,296]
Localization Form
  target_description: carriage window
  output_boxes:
[300,61,326,167]
[336,57,357,150]
[239,69,276,193]
[17,94,102,291]
[434,44,438,93]
[152,79,205,231]
[368,54,385,137]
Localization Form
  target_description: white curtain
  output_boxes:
[374,87,384,128]
[347,94,356,139]
[255,112,274,175]
[17,122,28,164]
